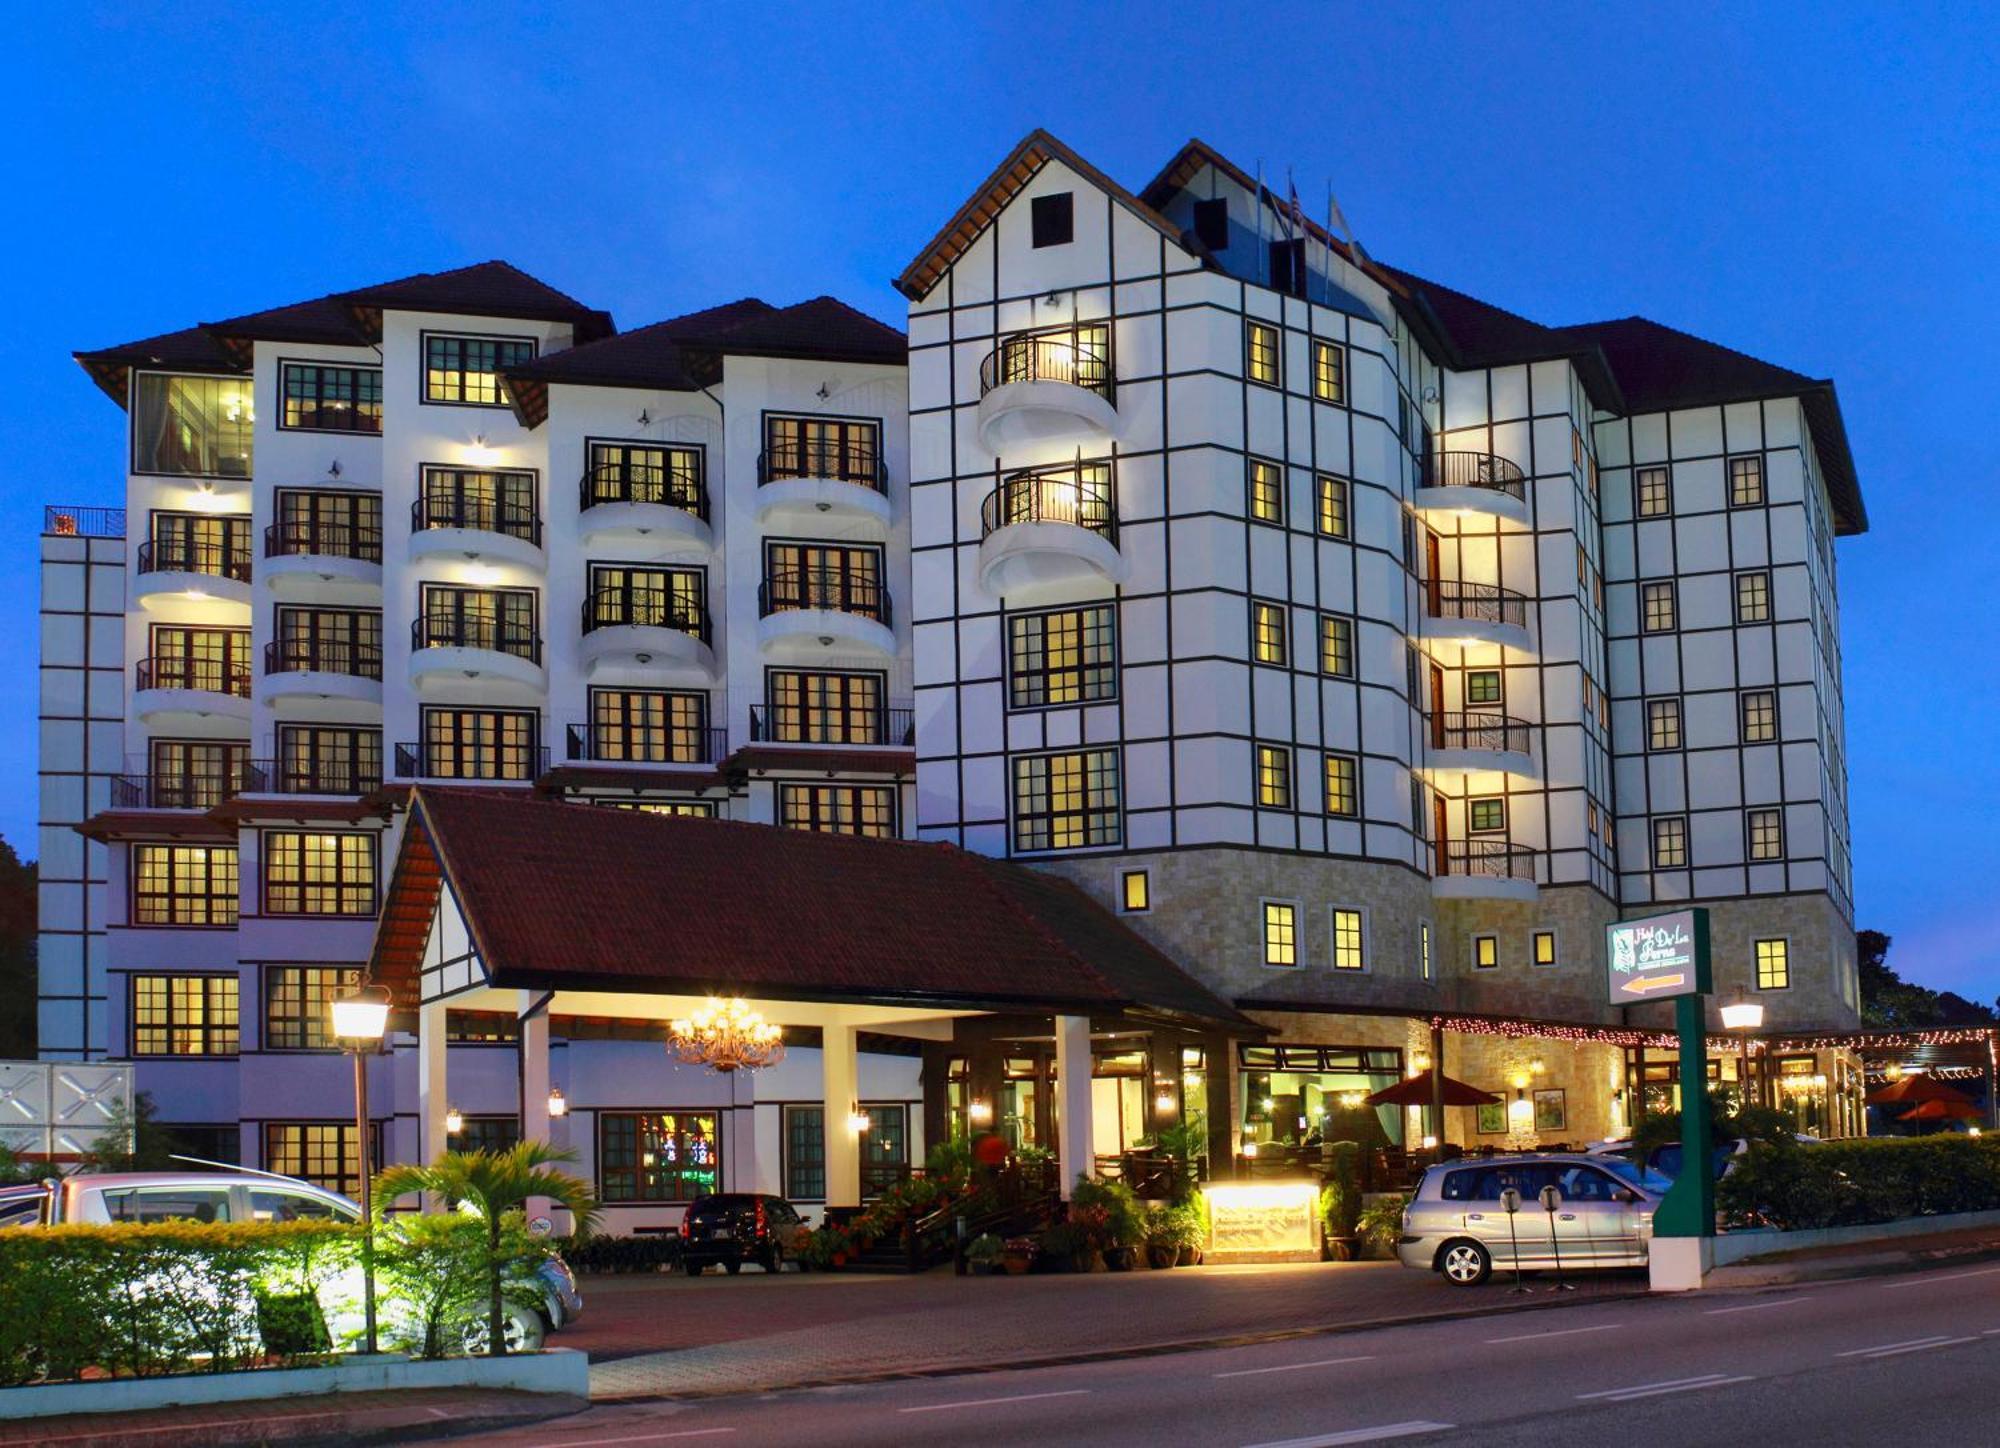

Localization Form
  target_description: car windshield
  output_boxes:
[1601,1158,1673,1194]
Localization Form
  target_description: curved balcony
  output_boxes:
[133,539,252,610]
[755,442,892,531]
[110,762,251,811]
[1414,451,1530,526]
[756,569,895,658]
[1432,840,1540,902]
[407,616,546,698]
[576,465,713,551]
[565,721,729,768]
[977,465,1127,597]
[1421,712,1539,779]
[976,326,1119,453]
[259,638,384,714]
[394,741,549,785]
[579,587,716,678]
[132,655,252,729]
[240,757,382,797]
[1421,581,1532,653]
[408,496,545,572]
[262,522,384,602]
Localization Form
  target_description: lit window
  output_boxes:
[1419,922,1433,980]
[779,784,896,837]
[280,363,383,434]
[1465,669,1502,707]
[1316,475,1350,537]
[133,844,239,927]
[1120,870,1150,913]
[265,966,363,1050]
[421,707,539,780]
[1468,797,1506,833]
[1331,908,1365,971]
[1647,698,1683,751]
[1651,816,1688,869]
[598,1111,721,1203]
[132,374,253,478]
[1012,750,1121,851]
[1256,744,1293,808]
[423,332,535,406]
[589,689,709,764]
[1642,581,1677,633]
[1009,606,1117,708]
[1323,754,1359,818]
[132,974,238,1056]
[1755,938,1790,990]
[1533,931,1557,968]
[1473,935,1498,970]
[1729,455,1765,508]
[1747,808,1784,861]
[1318,614,1354,677]
[1263,902,1298,967]
[264,1122,378,1197]
[1635,465,1670,517]
[1740,689,1778,743]
[262,831,376,916]
[1253,600,1289,665]
[1248,458,1285,523]
[1246,322,1280,386]
[1312,341,1346,403]
[1736,570,1772,623]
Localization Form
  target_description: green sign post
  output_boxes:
[1606,908,1714,1240]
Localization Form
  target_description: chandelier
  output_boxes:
[666,997,785,1073]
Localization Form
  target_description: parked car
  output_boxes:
[1397,1153,1671,1286]
[679,1193,803,1274]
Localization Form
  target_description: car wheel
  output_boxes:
[683,1260,703,1276]
[765,1244,785,1273]
[723,1259,742,1275]
[459,1305,545,1356]
[1439,1239,1492,1287]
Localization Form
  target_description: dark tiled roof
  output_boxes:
[204,294,371,349]
[368,787,1251,1027]
[73,324,242,402]
[340,260,614,340]
[684,296,906,364]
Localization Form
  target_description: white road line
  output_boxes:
[1835,1335,1957,1358]
[540,1432,738,1446]
[898,1389,1090,1415]
[1705,1296,1807,1315]
[1241,1422,1455,1448]
[1883,1266,2000,1288]
[1215,1354,1376,1378]
[1485,1322,1623,1344]
[1578,1373,1755,1402]
[1840,1335,1979,1359]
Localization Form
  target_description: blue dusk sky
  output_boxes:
[5,4,1993,997]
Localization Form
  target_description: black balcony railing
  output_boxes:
[1428,711,1534,755]
[748,703,915,748]
[411,494,543,546]
[395,741,549,783]
[134,655,252,698]
[263,638,384,679]
[137,538,252,582]
[564,721,729,766]
[757,569,891,626]
[978,325,1114,403]
[241,758,382,796]
[1438,839,1539,882]
[1425,451,1527,500]
[110,763,250,810]
[264,520,384,563]
[410,615,543,664]
[44,505,126,538]
[980,467,1119,546]
[757,440,887,491]
[578,464,708,521]
[1426,580,1529,630]
[580,587,711,645]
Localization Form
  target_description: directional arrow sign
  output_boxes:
[1606,909,1711,1006]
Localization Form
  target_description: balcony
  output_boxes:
[1421,581,1532,653]
[756,569,895,658]
[407,616,547,698]
[133,538,252,610]
[977,464,1126,597]
[408,495,545,571]
[1421,712,1539,780]
[110,762,250,811]
[976,325,1119,453]
[755,440,891,531]
[132,656,252,728]
[1414,451,1530,526]
[577,464,712,551]
[240,758,382,797]
[262,521,384,602]
[579,587,715,678]
[395,741,549,784]
[1432,839,1539,903]
[748,703,915,749]
[564,722,728,767]
[260,638,384,713]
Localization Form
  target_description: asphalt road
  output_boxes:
[460,1259,2000,1447]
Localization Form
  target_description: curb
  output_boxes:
[0,1393,591,1448]
[1708,1238,2000,1289]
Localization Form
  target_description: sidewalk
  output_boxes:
[0,1386,586,1448]
[1707,1220,2000,1288]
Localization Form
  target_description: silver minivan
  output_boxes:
[1396,1153,1670,1286]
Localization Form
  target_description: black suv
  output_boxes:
[680,1193,802,1275]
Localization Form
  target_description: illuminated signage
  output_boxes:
[1202,1181,1320,1262]
[1605,907,1711,1005]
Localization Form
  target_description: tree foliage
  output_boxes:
[0,837,36,1060]
[1858,929,1997,1029]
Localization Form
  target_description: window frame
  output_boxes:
[1746,807,1785,862]
[1651,815,1689,870]
[1322,752,1359,818]
[1006,603,1118,711]
[1318,612,1355,678]
[596,1110,722,1204]
[1532,930,1558,969]
[260,830,378,917]
[1754,937,1791,991]
[1739,689,1779,744]
[1311,339,1346,404]
[1245,321,1281,388]
[263,966,364,1052]
[1330,906,1367,972]
[1255,743,1293,809]
[132,843,239,928]
[1641,580,1678,634]
[1634,464,1671,518]
[1735,569,1772,624]
[1119,870,1150,915]
[130,370,255,480]
[1315,474,1351,538]
[1472,934,1499,970]
[1260,899,1300,969]
[777,783,898,838]
[1464,668,1503,708]
[1009,748,1123,853]
[262,1120,381,1198]
[1030,191,1074,248]
[277,359,384,435]
[1252,599,1289,666]
[130,972,240,1057]
[1247,457,1286,525]
[1646,697,1684,752]
[419,330,537,409]
[1468,796,1507,834]
[1728,454,1766,509]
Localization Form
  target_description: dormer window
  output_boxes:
[1031,192,1074,248]
[423,332,535,407]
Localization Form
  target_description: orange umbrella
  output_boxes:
[1865,1072,1973,1107]
[1363,1069,1501,1108]
[1899,1097,1982,1122]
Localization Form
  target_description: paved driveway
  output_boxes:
[566,1259,1641,1398]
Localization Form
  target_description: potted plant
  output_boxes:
[1356,1194,1407,1261]
[1036,1221,1090,1272]
[1000,1235,1037,1275]
[1070,1176,1146,1271]
[965,1233,1004,1275]
[1319,1141,1363,1260]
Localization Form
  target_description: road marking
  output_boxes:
[899,1389,1090,1414]
[1577,1373,1755,1402]
[1241,1423,1455,1448]
[1215,1355,1376,1378]
[1835,1335,1956,1357]
[541,1432,738,1446]
[1485,1322,1623,1344]
[1883,1266,2000,1288]
[1705,1296,1807,1315]
[1837,1334,1978,1359]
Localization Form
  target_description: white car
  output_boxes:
[1396,1153,1672,1285]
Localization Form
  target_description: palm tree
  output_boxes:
[375,1141,599,1356]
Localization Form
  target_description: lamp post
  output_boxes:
[1720,991,1765,1113]
[330,982,391,1355]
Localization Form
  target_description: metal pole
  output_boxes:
[1738,1031,1752,1117]
[1428,1023,1446,1156]
[355,1047,377,1355]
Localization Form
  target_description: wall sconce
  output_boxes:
[464,434,499,465]
[327,460,343,480]
[967,1099,992,1125]
[1154,1086,1177,1114]
[1508,1089,1533,1124]
[444,1106,464,1136]
[1510,1072,1531,1091]
[847,1109,872,1135]
[546,1087,567,1119]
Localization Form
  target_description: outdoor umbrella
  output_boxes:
[1364,1069,1501,1108]
[1865,1072,1974,1107]
[1899,1097,1982,1122]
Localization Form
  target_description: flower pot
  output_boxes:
[1324,1235,1357,1263]
[1177,1245,1203,1266]
[1002,1255,1032,1275]
[1146,1244,1178,1270]
[1104,1246,1137,1272]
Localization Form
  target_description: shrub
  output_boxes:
[1356,1195,1406,1259]
[1719,1135,2000,1231]
[564,1234,681,1274]
[1319,1142,1362,1237]
[1146,1201,1205,1252]
[1070,1177,1147,1249]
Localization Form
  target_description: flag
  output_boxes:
[1287,170,1305,239]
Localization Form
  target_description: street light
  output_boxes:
[1721,990,1766,1111]
[331,982,391,1355]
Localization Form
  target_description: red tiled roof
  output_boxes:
[369,787,1250,1027]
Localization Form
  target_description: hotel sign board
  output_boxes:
[1605,908,1712,1006]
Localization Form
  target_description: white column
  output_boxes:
[1055,1014,1094,1200]
[822,1023,861,1209]
[416,998,448,1211]
[519,993,555,1227]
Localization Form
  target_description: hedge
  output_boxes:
[1719,1134,2000,1231]
[0,1220,360,1386]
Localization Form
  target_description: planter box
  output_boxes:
[2,1347,589,1422]
[1710,1206,2000,1268]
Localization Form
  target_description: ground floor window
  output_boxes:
[782,1104,825,1201]
[155,1123,240,1167]
[1238,1043,1404,1150]
[453,1116,521,1153]
[598,1111,720,1203]
[263,1121,380,1196]
[860,1103,909,1197]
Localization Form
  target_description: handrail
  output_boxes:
[757,440,887,491]
[757,567,891,625]
[577,463,708,520]
[137,538,252,582]
[564,721,728,765]
[978,324,1115,402]
[263,520,384,563]
[747,703,915,747]
[1425,450,1527,500]
[1428,711,1534,755]
[979,466,1119,545]
[411,494,543,546]
[134,655,252,698]
[1438,839,1538,881]
[395,741,549,782]
[241,758,381,796]
[263,638,384,680]
[1426,580,1529,629]
[44,505,126,538]
[110,764,249,810]
[410,615,543,664]
[579,586,711,644]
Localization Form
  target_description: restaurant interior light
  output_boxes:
[329,983,391,1042]
[967,1099,992,1125]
